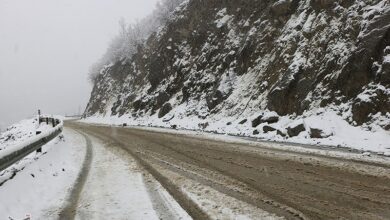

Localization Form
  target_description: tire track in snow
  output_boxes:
[58,131,93,220]
[77,127,210,220]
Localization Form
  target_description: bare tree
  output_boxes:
[88,0,185,84]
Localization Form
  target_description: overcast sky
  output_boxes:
[0,0,159,128]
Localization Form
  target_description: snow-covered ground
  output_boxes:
[0,115,63,152]
[0,117,41,151]
[0,128,86,220]
[74,134,190,220]
[156,166,284,220]
[2,114,387,219]
[81,106,390,157]
[0,117,191,220]
[0,116,63,185]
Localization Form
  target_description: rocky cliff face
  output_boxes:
[85,0,390,132]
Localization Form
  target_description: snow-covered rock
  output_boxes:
[83,0,390,154]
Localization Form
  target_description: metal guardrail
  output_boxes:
[0,118,63,172]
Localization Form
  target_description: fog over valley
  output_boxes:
[0,0,159,129]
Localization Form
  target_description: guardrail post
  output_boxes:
[36,130,42,153]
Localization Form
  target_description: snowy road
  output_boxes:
[67,121,390,220]
[0,124,190,220]
[58,127,190,220]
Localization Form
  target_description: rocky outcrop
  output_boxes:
[310,128,331,139]
[263,125,276,133]
[239,119,247,124]
[262,116,279,124]
[251,114,279,128]
[158,103,172,118]
[277,130,287,137]
[84,0,390,131]
[251,115,263,128]
[198,122,209,130]
[287,123,306,137]
[352,84,390,124]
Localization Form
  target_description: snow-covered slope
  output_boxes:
[0,117,55,152]
[84,0,390,153]
[0,118,38,151]
[0,116,62,185]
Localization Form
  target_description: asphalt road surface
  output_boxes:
[66,121,390,220]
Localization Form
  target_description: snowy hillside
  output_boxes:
[84,0,390,153]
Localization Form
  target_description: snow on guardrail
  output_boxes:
[0,117,63,172]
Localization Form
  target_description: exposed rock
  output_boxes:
[336,7,390,105]
[262,116,279,124]
[206,90,224,110]
[263,125,276,133]
[287,123,306,137]
[199,122,209,129]
[352,85,390,125]
[310,128,331,138]
[253,130,260,135]
[156,92,170,108]
[311,0,334,10]
[226,122,232,125]
[239,119,248,124]
[277,130,287,137]
[158,103,172,118]
[252,114,279,127]
[171,124,177,129]
[132,100,143,111]
[351,101,373,125]
[380,62,390,84]
[84,0,390,132]
[251,115,263,128]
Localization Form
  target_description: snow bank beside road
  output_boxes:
[81,106,390,156]
[0,116,63,182]
[0,116,62,152]
[0,121,191,220]
[0,118,40,151]
[0,129,86,220]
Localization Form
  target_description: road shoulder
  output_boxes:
[68,127,191,220]
[0,128,86,220]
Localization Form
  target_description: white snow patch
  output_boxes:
[74,134,190,220]
[182,184,283,220]
[0,129,86,220]
[75,135,160,220]
[215,8,233,28]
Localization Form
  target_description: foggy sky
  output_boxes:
[0,0,159,129]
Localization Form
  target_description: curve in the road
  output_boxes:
[73,126,212,220]
[67,122,390,220]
